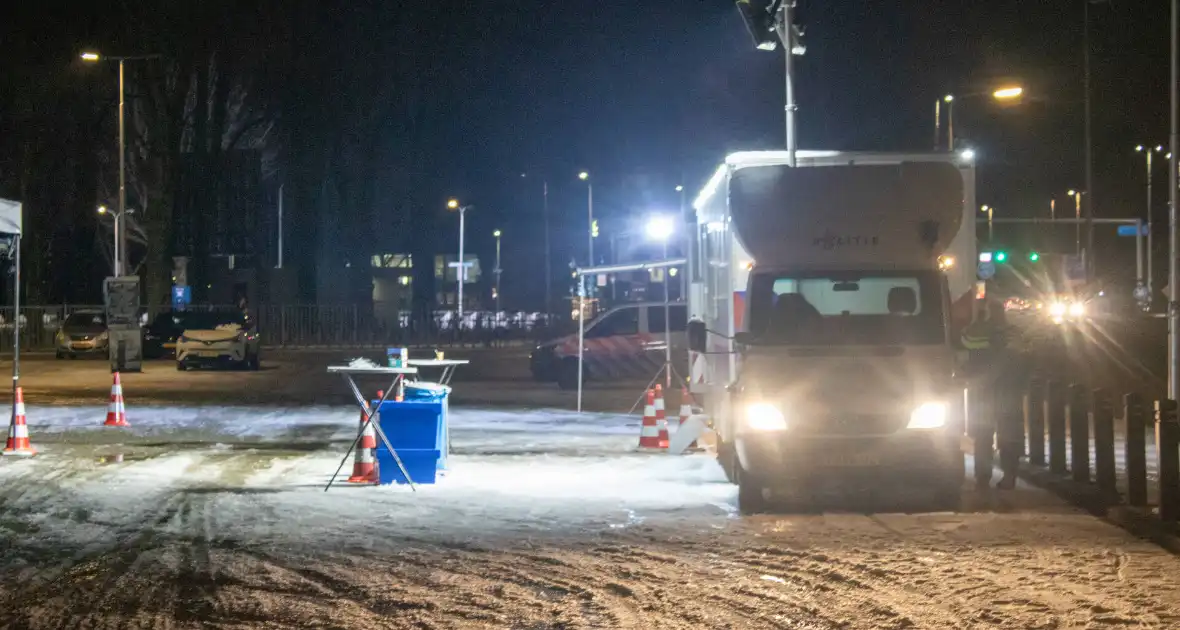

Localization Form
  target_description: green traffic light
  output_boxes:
[995,251,1008,263]
[1028,251,1040,262]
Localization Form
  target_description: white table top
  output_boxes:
[327,366,419,375]
[407,359,470,367]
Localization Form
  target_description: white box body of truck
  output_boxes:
[686,150,977,509]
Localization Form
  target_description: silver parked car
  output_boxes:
[55,311,108,359]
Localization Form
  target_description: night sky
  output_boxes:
[0,0,1172,306]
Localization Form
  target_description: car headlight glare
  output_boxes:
[745,403,787,431]
[1069,302,1085,317]
[1048,302,1067,317]
[98,331,109,341]
[908,401,948,429]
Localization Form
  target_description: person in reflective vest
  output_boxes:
[962,298,1020,490]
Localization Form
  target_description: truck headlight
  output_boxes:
[745,403,787,431]
[1068,302,1085,317]
[907,402,947,429]
[1048,302,1067,317]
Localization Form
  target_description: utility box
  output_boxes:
[104,276,143,373]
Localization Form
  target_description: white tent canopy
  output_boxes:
[0,198,22,236]
[1,198,22,425]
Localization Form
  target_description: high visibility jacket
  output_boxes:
[961,321,992,350]
[960,301,1008,351]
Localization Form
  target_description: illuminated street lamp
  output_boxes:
[96,205,134,276]
[980,205,994,242]
[1137,144,1166,292]
[937,85,1024,150]
[80,49,160,277]
[1068,189,1085,256]
[446,198,473,322]
[492,229,502,312]
[992,86,1024,100]
[578,171,593,267]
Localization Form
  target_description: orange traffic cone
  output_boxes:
[347,405,379,484]
[679,387,702,452]
[639,389,669,450]
[3,387,36,457]
[104,372,129,427]
[653,384,670,448]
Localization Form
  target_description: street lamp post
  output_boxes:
[981,205,994,242]
[676,184,687,299]
[579,172,593,267]
[646,215,675,389]
[944,95,955,151]
[81,51,159,278]
[1169,0,1179,399]
[1068,190,1084,257]
[1137,145,1165,293]
[937,87,1023,150]
[447,199,473,323]
[493,229,502,312]
[96,206,134,276]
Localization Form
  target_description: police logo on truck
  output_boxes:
[813,230,880,251]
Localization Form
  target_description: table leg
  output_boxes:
[325,374,370,492]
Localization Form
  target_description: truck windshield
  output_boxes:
[746,271,945,346]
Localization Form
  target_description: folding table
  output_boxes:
[324,365,419,491]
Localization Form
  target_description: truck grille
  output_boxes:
[800,413,906,436]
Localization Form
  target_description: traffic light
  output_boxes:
[994,251,1008,263]
[591,219,599,238]
[1028,251,1040,262]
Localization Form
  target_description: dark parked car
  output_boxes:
[143,311,201,359]
[55,311,108,359]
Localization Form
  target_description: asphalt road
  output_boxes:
[0,348,650,412]
[0,331,1177,627]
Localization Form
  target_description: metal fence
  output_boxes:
[0,305,566,351]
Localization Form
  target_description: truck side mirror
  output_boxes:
[733,331,754,345]
[687,319,707,353]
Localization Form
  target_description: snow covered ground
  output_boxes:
[1,405,1180,628]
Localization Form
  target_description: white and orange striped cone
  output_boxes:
[104,372,129,427]
[653,384,670,448]
[637,389,667,450]
[347,405,379,484]
[3,387,36,457]
[679,387,703,452]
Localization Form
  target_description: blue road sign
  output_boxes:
[1117,225,1149,237]
[171,285,191,308]
[977,261,996,280]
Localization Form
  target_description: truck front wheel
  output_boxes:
[737,465,767,514]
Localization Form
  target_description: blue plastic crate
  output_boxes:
[373,392,451,471]
[375,447,440,485]
[373,400,443,450]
